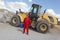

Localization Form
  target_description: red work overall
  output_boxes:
[23,17,31,35]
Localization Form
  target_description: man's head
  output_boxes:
[26,13,30,18]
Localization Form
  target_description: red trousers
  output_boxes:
[23,24,29,34]
[23,17,31,35]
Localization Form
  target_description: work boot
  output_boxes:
[23,31,24,34]
[26,33,28,35]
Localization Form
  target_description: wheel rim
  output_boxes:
[12,18,17,24]
[40,24,47,31]
[31,21,36,28]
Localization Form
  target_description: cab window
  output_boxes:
[33,7,38,14]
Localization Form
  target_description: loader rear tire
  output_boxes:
[36,20,50,33]
[10,15,21,27]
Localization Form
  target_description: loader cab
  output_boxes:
[29,4,42,21]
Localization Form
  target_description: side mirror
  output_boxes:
[16,11,18,14]
[44,9,47,14]
[19,9,21,13]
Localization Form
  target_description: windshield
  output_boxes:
[33,7,38,14]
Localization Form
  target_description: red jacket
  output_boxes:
[24,17,31,26]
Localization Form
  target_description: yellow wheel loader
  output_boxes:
[10,4,58,33]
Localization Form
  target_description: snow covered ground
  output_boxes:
[0,23,60,40]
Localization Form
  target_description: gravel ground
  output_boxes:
[0,23,60,40]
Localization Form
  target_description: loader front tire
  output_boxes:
[36,20,50,33]
[10,15,21,27]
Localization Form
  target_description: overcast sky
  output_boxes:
[0,0,60,14]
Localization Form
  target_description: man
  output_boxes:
[23,14,31,35]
